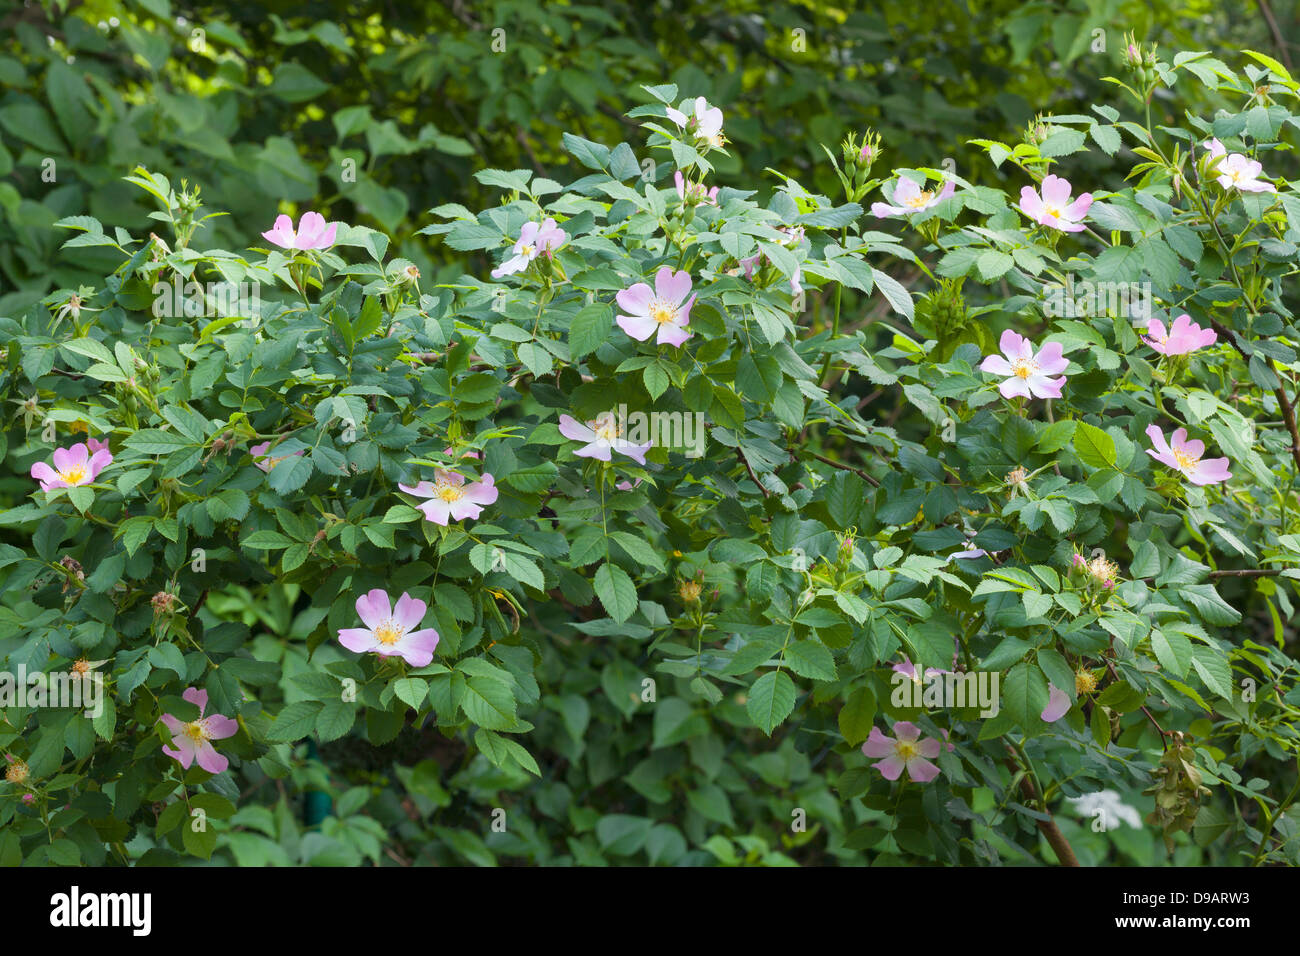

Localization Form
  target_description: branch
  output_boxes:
[1005,748,1079,866]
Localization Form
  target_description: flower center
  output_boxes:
[905,190,934,209]
[895,741,919,761]
[436,483,464,502]
[184,721,208,743]
[1043,203,1065,219]
[521,243,536,257]
[593,419,621,441]
[649,300,678,325]
[1172,448,1200,471]
[374,620,405,645]
[1011,357,1037,379]
[59,465,88,485]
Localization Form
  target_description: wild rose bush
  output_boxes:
[2,47,1300,868]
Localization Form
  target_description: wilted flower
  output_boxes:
[338,588,440,667]
[261,211,338,251]
[871,176,955,218]
[1145,425,1231,485]
[616,266,696,347]
[4,756,29,785]
[160,688,238,774]
[1143,314,1217,355]
[31,442,113,490]
[1017,174,1092,232]
[1076,668,1099,695]
[946,541,990,563]
[862,721,943,783]
[399,470,498,525]
[491,218,566,278]
[979,330,1068,399]
[558,412,651,464]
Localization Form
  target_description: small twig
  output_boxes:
[737,448,770,497]
[802,449,882,487]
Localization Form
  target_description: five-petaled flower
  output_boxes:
[1145,425,1231,485]
[31,442,112,490]
[160,688,239,774]
[862,721,944,783]
[338,589,440,667]
[1203,138,1275,193]
[558,412,651,463]
[1142,314,1217,356]
[399,470,498,525]
[261,211,338,251]
[980,330,1068,399]
[616,266,696,347]
[871,176,955,218]
[491,218,566,279]
[1017,174,1092,232]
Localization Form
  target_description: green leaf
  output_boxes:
[746,670,797,735]
[593,562,638,623]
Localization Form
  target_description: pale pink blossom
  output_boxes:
[979,329,1068,399]
[160,688,239,774]
[872,176,955,218]
[1041,684,1070,722]
[616,266,695,347]
[892,659,950,683]
[31,442,112,490]
[261,211,338,251]
[491,218,566,278]
[558,412,650,464]
[666,96,724,148]
[1142,314,1217,355]
[1203,139,1276,193]
[86,437,109,454]
[399,470,498,525]
[250,441,304,474]
[338,589,440,667]
[862,721,942,783]
[1017,174,1092,232]
[1144,425,1231,485]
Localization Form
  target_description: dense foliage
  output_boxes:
[2,1,1300,867]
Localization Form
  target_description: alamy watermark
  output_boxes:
[0,665,104,718]
[151,276,260,321]
[890,668,1001,718]
[612,404,706,458]
[1042,277,1151,320]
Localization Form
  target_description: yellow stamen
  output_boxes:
[59,465,88,485]
[374,621,405,645]
[896,740,919,761]
[904,190,934,209]
[649,301,677,325]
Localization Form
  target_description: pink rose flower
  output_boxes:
[261,211,338,251]
[872,176,955,218]
[616,266,696,347]
[1203,139,1275,193]
[338,588,440,667]
[31,442,112,490]
[1142,314,1217,356]
[1017,174,1092,232]
[491,218,566,278]
[1144,425,1231,486]
[558,412,651,464]
[86,437,109,454]
[160,688,239,774]
[399,470,498,525]
[862,721,943,783]
[250,441,305,474]
[979,329,1068,399]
